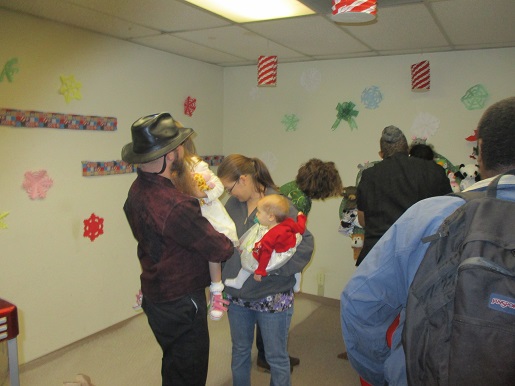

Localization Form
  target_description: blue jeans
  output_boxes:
[228,303,293,386]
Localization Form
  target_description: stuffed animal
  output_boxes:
[351,230,365,261]
[339,186,359,236]
[193,172,214,191]
[447,171,461,193]
[454,163,480,191]
[193,172,215,205]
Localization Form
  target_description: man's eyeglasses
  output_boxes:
[225,179,239,194]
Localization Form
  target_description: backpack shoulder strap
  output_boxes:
[421,169,515,244]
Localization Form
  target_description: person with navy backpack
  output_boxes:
[340,96,515,386]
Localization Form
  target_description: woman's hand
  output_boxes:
[254,273,263,282]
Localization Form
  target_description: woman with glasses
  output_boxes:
[217,154,314,386]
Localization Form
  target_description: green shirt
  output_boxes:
[280,181,311,215]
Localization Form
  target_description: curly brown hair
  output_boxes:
[296,158,344,199]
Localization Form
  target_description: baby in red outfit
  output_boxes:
[225,194,306,291]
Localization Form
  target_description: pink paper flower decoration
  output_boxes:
[83,213,104,242]
[22,170,54,199]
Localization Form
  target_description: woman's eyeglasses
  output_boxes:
[225,179,239,194]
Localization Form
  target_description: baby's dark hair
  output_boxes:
[409,144,435,160]
[296,159,344,199]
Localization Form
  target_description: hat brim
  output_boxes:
[121,127,194,164]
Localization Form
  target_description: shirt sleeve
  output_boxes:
[193,158,225,203]
[164,196,234,263]
[272,202,314,277]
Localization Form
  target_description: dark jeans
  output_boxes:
[142,289,209,386]
[256,325,266,360]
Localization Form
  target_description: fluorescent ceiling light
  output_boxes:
[185,0,315,23]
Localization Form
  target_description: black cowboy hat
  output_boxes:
[121,112,194,164]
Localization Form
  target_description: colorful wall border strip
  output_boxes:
[82,161,136,176]
[0,108,117,131]
[82,156,224,177]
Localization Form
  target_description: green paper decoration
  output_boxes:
[461,84,488,110]
[0,58,19,83]
[281,114,299,132]
[332,101,359,131]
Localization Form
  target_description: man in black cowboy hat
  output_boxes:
[122,112,234,386]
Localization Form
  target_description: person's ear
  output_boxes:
[378,151,384,159]
[166,151,175,163]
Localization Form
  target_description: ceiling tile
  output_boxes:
[244,15,371,56]
[431,0,515,47]
[340,3,450,52]
[132,34,244,64]
[0,0,159,39]
[173,26,307,60]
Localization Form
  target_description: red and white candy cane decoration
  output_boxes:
[411,60,430,92]
[331,0,377,23]
[257,56,277,87]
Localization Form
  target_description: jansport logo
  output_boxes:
[489,293,515,316]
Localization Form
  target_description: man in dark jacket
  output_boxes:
[356,125,451,265]
[122,112,234,386]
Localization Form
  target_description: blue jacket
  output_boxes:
[340,175,515,386]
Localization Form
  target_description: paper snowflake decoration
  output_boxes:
[0,58,19,83]
[0,212,9,229]
[22,170,54,199]
[59,74,82,103]
[461,84,488,110]
[410,112,440,139]
[83,213,104,242]
[183,96,197,117]
[361,86,383,109]
[300,68,321,92]
[281,114,299,132]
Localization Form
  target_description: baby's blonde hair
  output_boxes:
[258,194,290,223]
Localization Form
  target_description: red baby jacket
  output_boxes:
[252,213,307,276]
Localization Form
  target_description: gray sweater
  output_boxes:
[222,188,315,301]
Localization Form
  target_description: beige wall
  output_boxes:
[0,9,224,363]
[222,48,515,299]
[1,7,514,365]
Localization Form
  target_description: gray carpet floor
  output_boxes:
[15,293,360,385]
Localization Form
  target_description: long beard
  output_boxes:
[170,156,196,196]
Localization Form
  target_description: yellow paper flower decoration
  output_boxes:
[59,74,82,103]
